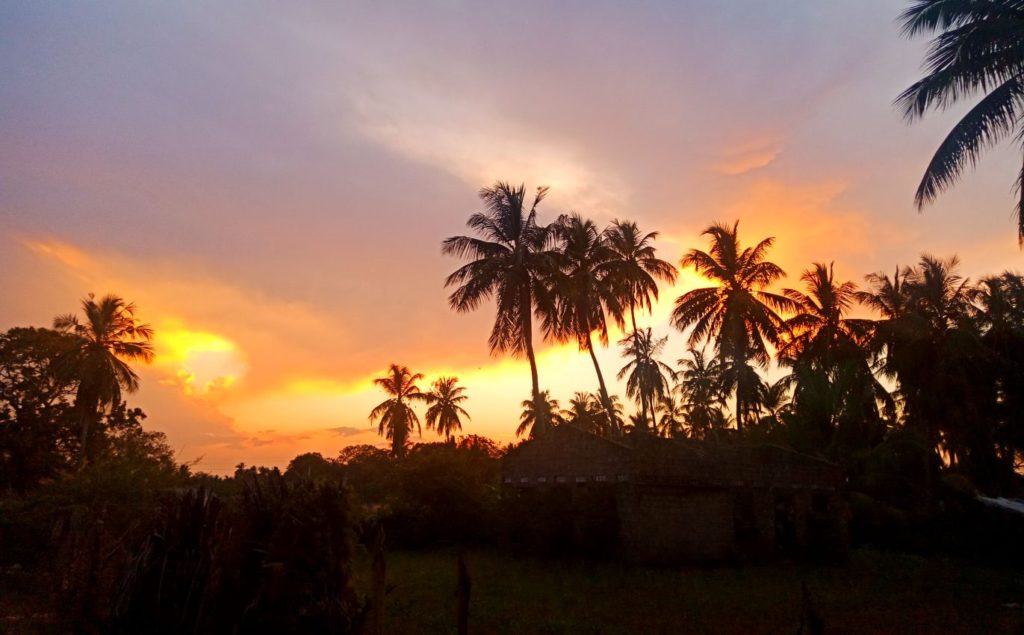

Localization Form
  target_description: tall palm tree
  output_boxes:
[616,328,674,432]
[897,0,1024,243]
[517,390,562,438]
[369,364,427,458]
[424,376,470,443]
[443,182,557,432]
[605,219,678,335]
[781,263,892,455]
[549,213,623,426]
[53,294,154,469]
[670,221,794,430]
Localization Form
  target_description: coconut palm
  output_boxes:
[670,221,794,430]
[617,328,675,433]
[561,391,605,435]
[780,263,875,368]
[605,219,678,335]
[517,390,562,438]
[676,346,730,440]
[548,213,623,427]
[781,263,892,455]
[443,182,557,432]
[655,390,687,439]
[53,294,154,469]
[897,0,1024,242]
[424,376,470,443]
[369,364,427,458]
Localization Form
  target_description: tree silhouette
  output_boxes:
[549,213,623,430]
[617,328,674,433]
[443,182,558,433]
[897,0,1024,243]
[676,346,730,440]
[425,376,470,443]
[781,263,891,456]
[369,364,427,458]
[53,294,153,470]
[517,390,562,438]
[670,221,794,430]
[605,220,677,427]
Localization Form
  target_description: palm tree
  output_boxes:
[655,390,687,439]
[605,219,678,335]
[780,263,875,368]
[53,294,154,470]
[676,346,730,440]
[425,376,470,443]
[670,221,794,430]
[781,263,891,455]
[897,0,1024,243]
[549,213,623,427]
[443,182,557,432]
[517,390,562,438]
[562,391,605,435]
[369,364,427,458]
[616,328,674,432]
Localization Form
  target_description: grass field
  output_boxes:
[369,548,1024,634]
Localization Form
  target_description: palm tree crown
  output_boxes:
[517,390,562,438]
[425,376,470,443]
[604,219,678,333]
[897,0,1024,242]
[369,364,427,457]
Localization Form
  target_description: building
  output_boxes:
[502,425,848,563]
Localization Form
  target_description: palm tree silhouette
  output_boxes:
[677,346,729,440]
[781,263,891,455]
[443,182,558,432]
[897,0,1024,242]
[670,221,794,430]
[617,328,674,433]
[53,294,154,470]
[369,364,427,458]
[655,390,687,439]
[549,213,623,429]
[517,390,562,438]
[425,376,470,443]
[605,219,678,334]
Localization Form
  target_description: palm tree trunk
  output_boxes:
[629,299,650,433]
[521,289,545,432]
[75,388,99,472]
[585,333,616,432]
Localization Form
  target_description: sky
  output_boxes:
[2,1,1022,473]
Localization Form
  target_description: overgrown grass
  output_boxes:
[364,548,1024,634]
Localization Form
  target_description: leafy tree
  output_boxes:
[897,0,1024,242]
[549,213,623,428]
[425,376,470,443]
[443,182,558,432]
[53,294,154,470]
[517,390,562,438]
[616,328,674,432]
[0,327,78,489]
[671,221,794,429]
[369,364,427,458]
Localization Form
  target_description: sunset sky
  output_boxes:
[2,2,1022,473]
